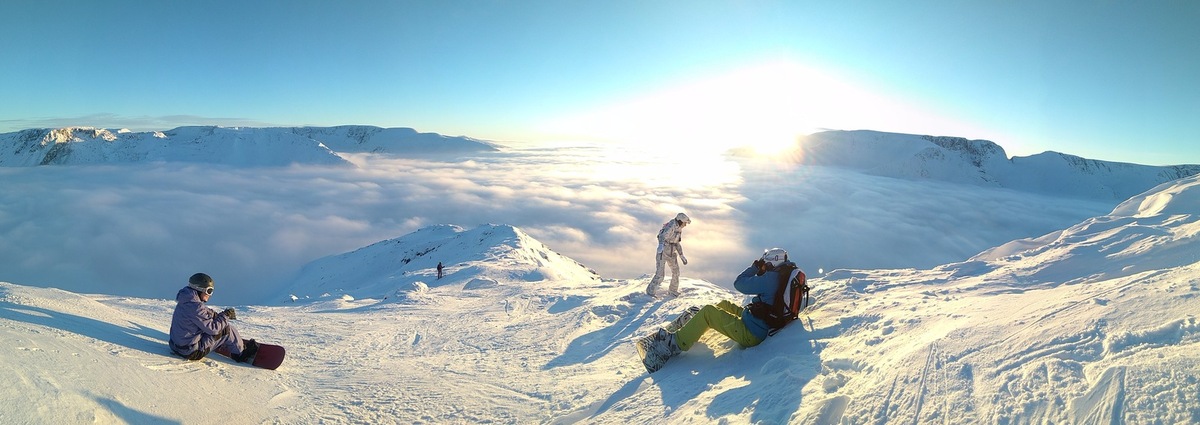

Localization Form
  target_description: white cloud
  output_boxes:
[0,145,1112,304]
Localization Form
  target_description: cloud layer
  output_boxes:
[0,146,1112,304]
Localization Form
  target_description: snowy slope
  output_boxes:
[0,125,498,167]
[747,130,1200,201]
[3,175,1199,423]
[281,223,601,302]
[795,174,1200,423]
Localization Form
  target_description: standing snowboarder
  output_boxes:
[645,212,691,297]
[169,273,258,362]
[638,248,802,373]
[437,262,444,279]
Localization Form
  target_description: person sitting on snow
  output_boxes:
[645,212,691,297]
[169,272,258,362]
[639,248,800,373]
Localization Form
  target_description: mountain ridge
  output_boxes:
[747,129,1200,200]
[0,125,499,167]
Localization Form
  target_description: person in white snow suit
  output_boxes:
[169,273,258,362]
[645,212,691,296]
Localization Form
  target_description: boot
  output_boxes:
[234,339,259,363]
[662,333,682,358]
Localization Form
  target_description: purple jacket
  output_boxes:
[169,286,228,356]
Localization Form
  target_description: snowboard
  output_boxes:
[665,306,700,333]
[635,306,699,373]
[216,342,286,370]
[249,343,286,370]
[635,333,662,373]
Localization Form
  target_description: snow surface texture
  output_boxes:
[2,174,1199,423]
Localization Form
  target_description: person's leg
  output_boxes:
[214,323,245,356]
[646,252,666,294]
[715,300,742,316]
[666,251,681,295]
[673,304,761,351]
[662,247,681,294]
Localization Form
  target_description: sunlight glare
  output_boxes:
[543,59,998,161]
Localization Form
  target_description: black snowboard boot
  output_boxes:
[234,339,259,363]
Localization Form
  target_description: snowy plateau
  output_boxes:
[1,127,1199,424]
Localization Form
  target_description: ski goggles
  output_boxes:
[202,287,214,295]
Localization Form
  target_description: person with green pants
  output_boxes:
[639,248,797,373]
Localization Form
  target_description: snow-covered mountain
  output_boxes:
[738,130,1200,201]
[0,125,498,167]
[3,174,1199,423]
[282,223,600,302]
[288,125,500,154]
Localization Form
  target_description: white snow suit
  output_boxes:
[646,217,687,295]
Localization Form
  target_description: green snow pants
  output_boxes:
[674,300,762,351]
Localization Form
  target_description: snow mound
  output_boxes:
[972,174,1200,285]
[280,223,600,303]
[1111,173,1200,218]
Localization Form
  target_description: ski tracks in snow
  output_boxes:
[860,339,977,425]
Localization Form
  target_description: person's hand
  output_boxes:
[753,259,767,275]
[681,255,688,265]
[222,307,237,320]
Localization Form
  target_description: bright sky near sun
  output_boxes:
[2,1,1198,165]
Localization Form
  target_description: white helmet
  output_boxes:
[675,212,691,225]
[761,248,789,267]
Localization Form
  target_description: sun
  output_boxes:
[542,58,989,163]
[542,60,848,158]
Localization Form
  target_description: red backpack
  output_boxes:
[748,262,811,335]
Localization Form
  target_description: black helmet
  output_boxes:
[188,273,214,293]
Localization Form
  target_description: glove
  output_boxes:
[681,255,688,265]
[222,307,237,320]
[753,259,767,275]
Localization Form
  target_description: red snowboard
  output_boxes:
[249,343,286,370]
[216,342,286,370]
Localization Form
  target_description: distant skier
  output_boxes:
[645,212,691,297]
[437,262,444,279]
[638,248,802,373]
[169,273,258,362]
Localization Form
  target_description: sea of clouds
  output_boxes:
[0,144,1112,304]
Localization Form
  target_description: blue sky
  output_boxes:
[2,1,1198,165]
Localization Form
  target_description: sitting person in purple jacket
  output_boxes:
[169,273,257,362]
